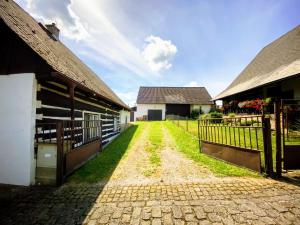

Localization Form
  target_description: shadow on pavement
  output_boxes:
[0,125,139,225]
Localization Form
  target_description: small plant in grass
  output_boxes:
[201,113,210,119]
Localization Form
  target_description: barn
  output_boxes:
[0,0,130,186]
[135,87,214,121]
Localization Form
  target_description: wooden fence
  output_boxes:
[36,119,102,185]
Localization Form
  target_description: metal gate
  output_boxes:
[281,99,300,170]
[198,115,273,174]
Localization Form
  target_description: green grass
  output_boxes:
[68,123,144,183]
[143,122,163,176]
[164,121,260,177]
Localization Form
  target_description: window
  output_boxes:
[84,112,101,142]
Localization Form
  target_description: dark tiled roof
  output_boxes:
[214,25,300,100]
[137,87,213,104]
[0,0,129,109]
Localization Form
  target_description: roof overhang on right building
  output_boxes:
[213,25,300,101]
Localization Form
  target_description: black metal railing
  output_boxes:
[198,116,264,151]
[168,115,264,151]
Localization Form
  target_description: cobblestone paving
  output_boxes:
[1,178,300,225]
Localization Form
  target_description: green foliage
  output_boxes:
[201,114,210,119]
[191,108,203,119]
[209,111,223,123]
[228,113,236,118]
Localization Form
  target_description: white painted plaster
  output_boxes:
[119,110,130,124]
[191,104,212,114]
[0,73,36,186]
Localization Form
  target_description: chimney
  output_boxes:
[45,23,60,40]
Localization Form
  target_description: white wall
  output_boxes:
[0,73,36,186]
[120,110,130,124]
[191,104,212,114]
[136,104,166,120]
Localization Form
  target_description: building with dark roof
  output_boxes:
[135,87,214,120]
[0,0,129,186]
[214,25,300,104]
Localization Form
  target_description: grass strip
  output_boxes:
[143,122,163,176]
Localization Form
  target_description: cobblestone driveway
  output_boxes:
[1,178,300,225]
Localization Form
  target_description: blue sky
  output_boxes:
[16,0,300,106]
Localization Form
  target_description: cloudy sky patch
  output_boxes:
[16,0,300,106]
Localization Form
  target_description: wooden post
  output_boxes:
[274,100,282,177]
[56,122,64,186]
[263,117,273,176]
[69,83,76,146]
[186,117,188,131]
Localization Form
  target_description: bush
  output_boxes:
[191,108,203,119]
[209,111,223,123]
[239,119,258,126]
[209,111,223,118]
[228,113,236,118]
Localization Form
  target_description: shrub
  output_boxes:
[191,108,203,119]
[239,119,258,126]
[209,111,223,123]
[228,113,236,118]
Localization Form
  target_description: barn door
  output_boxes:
[148,109,162,121]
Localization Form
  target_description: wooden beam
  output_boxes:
[68,83,76,144]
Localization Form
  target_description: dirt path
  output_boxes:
[106,122,215,186]
[160,125,215,183]
[107,123,155,185]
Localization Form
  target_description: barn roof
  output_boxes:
[137,87,213,105]
[0,0,129,110]
[213,25,300,100]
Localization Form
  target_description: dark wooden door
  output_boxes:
[166,104,190,117]
[148,110,162,121]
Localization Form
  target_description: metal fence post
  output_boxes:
[263,117,273,176]
[198,119,201,152]
[56,122,64,186]
[274,100,282,177]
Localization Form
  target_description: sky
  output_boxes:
[16,0,300,106]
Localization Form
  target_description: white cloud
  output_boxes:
[142,35,177,72]
[184,81,201,87]
[17,0,156,78]
[115,91,137,107]
[20,0,89,41]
